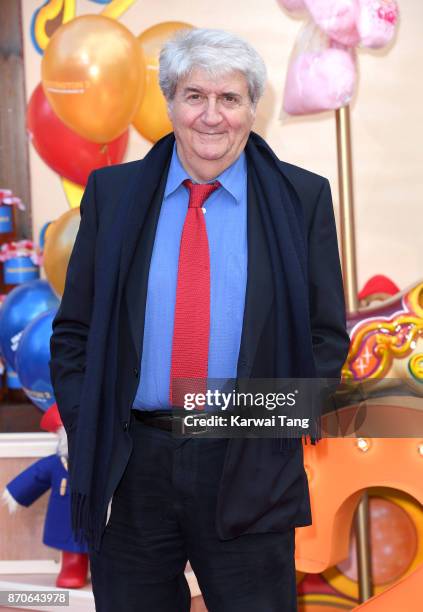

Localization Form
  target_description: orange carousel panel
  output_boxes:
[352,563,423,611]
[295,437,423,573]
[295,282,423,574]
[323,488,423,599]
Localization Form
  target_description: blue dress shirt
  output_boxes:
[133,145,248,410]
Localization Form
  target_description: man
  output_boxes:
[50,28,350,611]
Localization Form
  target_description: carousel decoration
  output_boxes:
[278,1,422,610]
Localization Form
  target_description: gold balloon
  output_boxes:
[133,22,193,143]
[137,21,193,58]
[132,57,173,143]
[43,207,80,297]
[42,15,146,143]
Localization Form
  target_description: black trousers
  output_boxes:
[89,413,298,611]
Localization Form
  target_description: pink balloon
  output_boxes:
[283,47,356,115]
[276,0,306,11]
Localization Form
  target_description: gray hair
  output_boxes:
[159,28,267,108]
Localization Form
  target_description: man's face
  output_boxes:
[168,67,255,179]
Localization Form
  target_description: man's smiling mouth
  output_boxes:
[197,131,225,137]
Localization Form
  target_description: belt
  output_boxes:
[131,409,208,435]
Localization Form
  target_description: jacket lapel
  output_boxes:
[117,138,174,298]
[122,164,170,362]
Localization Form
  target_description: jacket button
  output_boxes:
[122,421,128,432]
[134,368,139,378]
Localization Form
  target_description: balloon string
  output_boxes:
[100,144,112,166]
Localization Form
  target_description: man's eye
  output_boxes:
[187,94,202,102]
[222,95,239,106]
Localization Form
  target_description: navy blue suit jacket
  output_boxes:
[50,132,350,547]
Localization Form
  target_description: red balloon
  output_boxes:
[27,83,129,186]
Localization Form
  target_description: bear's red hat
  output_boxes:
[40,403,63,433]
[358,275,399,301]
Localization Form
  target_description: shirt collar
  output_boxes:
[164,143,246,204]
[215,149,246,204]
[163,144,190,199]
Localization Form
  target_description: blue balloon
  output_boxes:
[15,308,57,412]
[38,221,52,250]
[0,279,59,370]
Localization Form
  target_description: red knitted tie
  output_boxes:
[169,178,221,409]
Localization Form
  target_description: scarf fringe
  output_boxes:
[278,415,322,449]
[71,491,104,552]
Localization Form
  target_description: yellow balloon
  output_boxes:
[43,207,80,297]
[42,15,146,143]
[61,177,84,209]
[133,22,193,143]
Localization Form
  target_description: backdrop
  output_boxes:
[21,0,423,290]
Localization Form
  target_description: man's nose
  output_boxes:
[202,98,222,125]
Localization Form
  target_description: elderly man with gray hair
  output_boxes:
[50,27,349,612]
